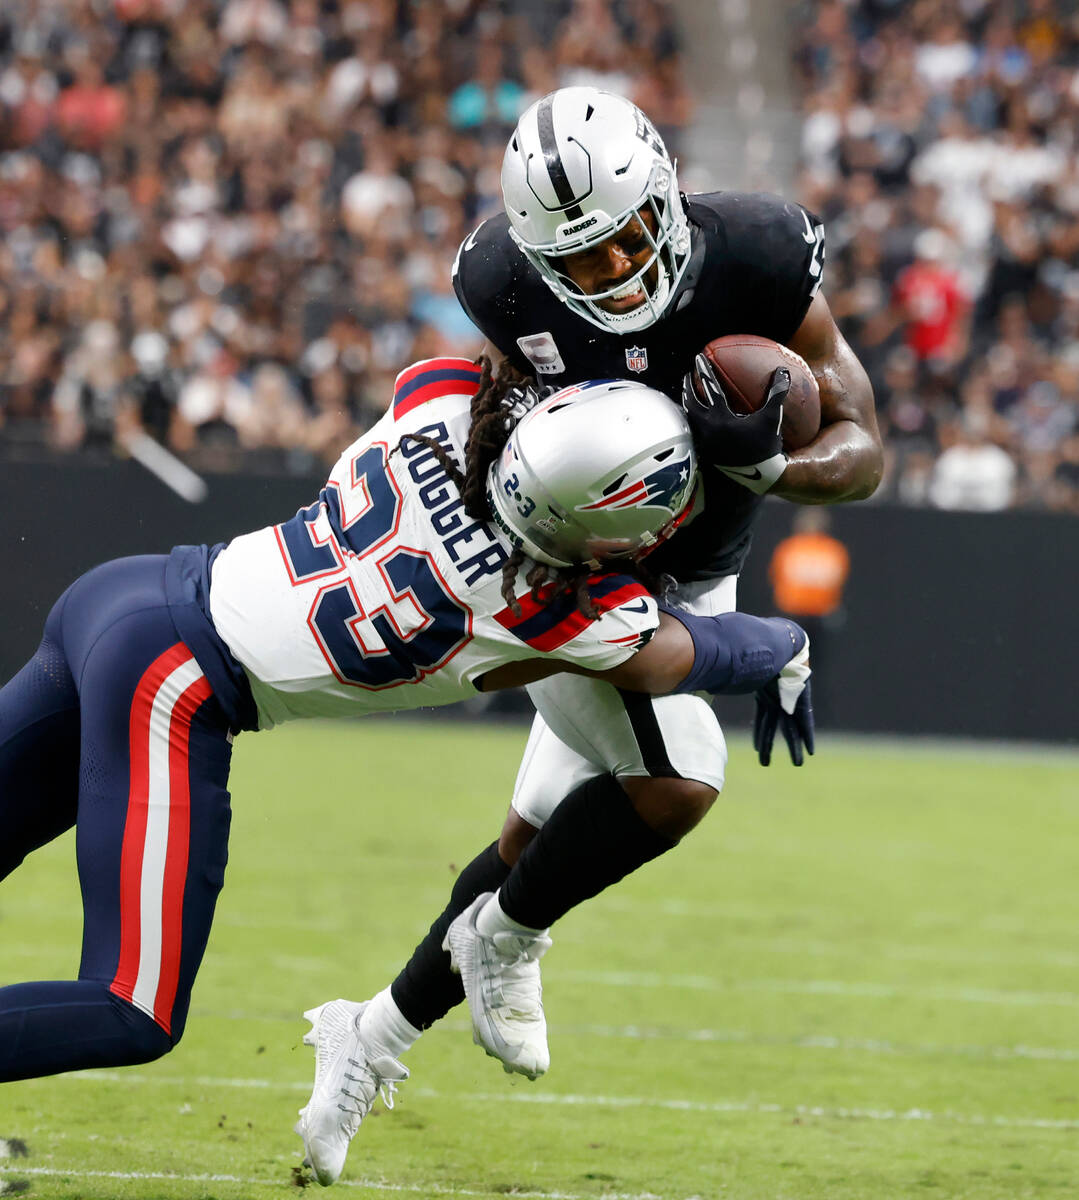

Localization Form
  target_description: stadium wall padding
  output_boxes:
[2,458,1075,744]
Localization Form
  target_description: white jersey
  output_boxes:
[208,358,659,728]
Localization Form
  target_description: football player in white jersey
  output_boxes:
[0,356,811,1101]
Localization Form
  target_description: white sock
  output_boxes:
[475,889,548,938]
[357,987,422,1061]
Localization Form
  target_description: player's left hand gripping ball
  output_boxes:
[753,639,815,767]
[681,355,790,494]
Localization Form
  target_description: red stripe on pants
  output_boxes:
[153,673,212,1031]
[110,644,208,1035]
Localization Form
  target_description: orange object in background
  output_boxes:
[768,512,850,618]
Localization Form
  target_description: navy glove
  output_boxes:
[752,641,815,766]
[681,356,790,493]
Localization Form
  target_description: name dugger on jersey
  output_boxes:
[207,358,659,728]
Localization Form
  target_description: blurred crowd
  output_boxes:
[796,0,1079,513]
[0,0,689,473]
[2,1,1076,515]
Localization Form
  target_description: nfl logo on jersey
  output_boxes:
[625,346,648,373]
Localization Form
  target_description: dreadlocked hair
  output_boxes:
[395,355,661,619]
[498,547,664,621]
[393,354,516,515]
[497,546,604,621]
[460,354,531,519]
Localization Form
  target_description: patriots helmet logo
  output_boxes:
[577,453,693,512]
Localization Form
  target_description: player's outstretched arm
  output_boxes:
[774,291,883,504]
[478,610,801,697]
[477,610,813,766]
[475,612,693,694]
[605,607,806,698]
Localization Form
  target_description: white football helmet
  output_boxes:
[486,379,697,568]
[502,87,692,335]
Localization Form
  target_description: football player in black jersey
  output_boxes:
[296,87,880,1184]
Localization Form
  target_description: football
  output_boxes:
[696,334,821,451]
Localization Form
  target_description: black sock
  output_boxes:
[498,774,674,930]
[390,840,511,1029]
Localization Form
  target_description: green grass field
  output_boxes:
[2,719,1079,1200]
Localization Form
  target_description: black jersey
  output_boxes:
[452,191,825,580]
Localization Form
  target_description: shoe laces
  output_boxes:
[488,930,552,1014]
[337,1053,405,1123]
[491,929,553,965]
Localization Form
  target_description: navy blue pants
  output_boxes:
[0,556,235,1080]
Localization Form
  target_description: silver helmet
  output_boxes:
[486,379,698,568]
[501,87,692,335]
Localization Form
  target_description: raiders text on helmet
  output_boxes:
[501,87,692,335]
[486,379,698,568]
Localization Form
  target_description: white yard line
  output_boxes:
[560,969,1079,1007]
[5,1167,673,1200]
[538,1023,1079,1064]
[179,1010,1079,1063]
[590,894,1079,949]
[63,1072,1079,1131]
[185,972,1079,1024]
[18,933,1079,974]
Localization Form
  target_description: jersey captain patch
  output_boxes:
[516,332,566,375]
[494,573,650,652]
[392,358,482,420]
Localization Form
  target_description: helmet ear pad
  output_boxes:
[487,379,698,569]
[502,87,692,334]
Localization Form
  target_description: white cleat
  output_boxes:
[442,893,553,1079]
[294,999,408,1187]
